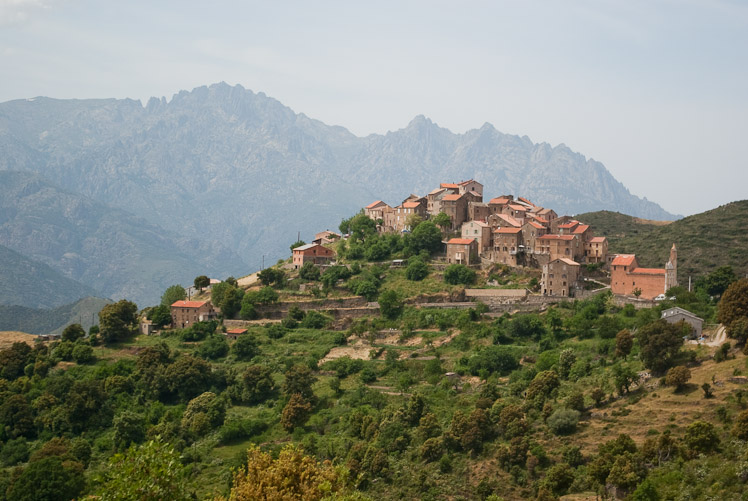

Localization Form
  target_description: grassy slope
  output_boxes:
[578,200,748,279]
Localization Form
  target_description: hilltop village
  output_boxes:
[307,179,678,301]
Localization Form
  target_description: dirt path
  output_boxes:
[705,324,727,347]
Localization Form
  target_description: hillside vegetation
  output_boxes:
[579,200,748,280]
[3,215,748,500]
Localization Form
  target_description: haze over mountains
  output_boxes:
[0,82,679,308]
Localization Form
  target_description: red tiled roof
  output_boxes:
[440,183,459,189]
[494,227,522,234]
[525,221,544,229]
[447,238,475,245]
[458,179,476,186]
[366,200,385,209]
[227,328,248,334]
[558,222,578,229]
[403,201,421,208]
[631,267,666,276]
[518,197,536,207]
[172,300,207,308]
[555,258,580,266]
[442,194,462,201]
[572,224,590,234]
[496,214,521,227]
[589,236,607,243]
[611,254,636,266]
[488,197,512,205]
[538,234,575,241]
[508,204,526,211]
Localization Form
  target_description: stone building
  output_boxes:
[541,258,581,297]
[446,238,479,265]
[292,243,336,269]
[171,300,217,329]
[610,244,677,300]
[661,306,703,338]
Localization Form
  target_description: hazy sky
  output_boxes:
[1,0,746,217]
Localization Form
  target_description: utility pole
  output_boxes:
[262,255,265,270]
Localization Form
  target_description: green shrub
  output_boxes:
[443,264,476,285]
[547,408,580,435]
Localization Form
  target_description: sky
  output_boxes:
[1,0,746,217]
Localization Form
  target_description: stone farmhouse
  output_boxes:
[171,300,217,329]
[360,179,679,300]
[292,243,336,269]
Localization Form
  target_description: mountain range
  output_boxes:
[0,82,679,307]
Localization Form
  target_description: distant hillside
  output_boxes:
[0,171,246,306]
[0,83,678,276]
[578,201,748,280]
[0,244,100,308]
[0,296,111,335]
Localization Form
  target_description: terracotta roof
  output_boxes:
[494,227,522,234]
[631,267,666,276]
[538,208,555,215]
[458,179,478,186]
[366,200,386,209]
[508,204,526,211]
[518,197,535,206]
[402,201,421,208]
[488,197,512,205]
[558,222,579,229]
[447,238,475,245]
[538,234,575,241]
[525,221,544,229]
[589,236,607,243]
[428,187,446,195]
[442,194,462,201]
[611,254,636,266]
[226,328,248,334]
[572,224,590,234]
[468,190,481,198]
[496,214,522,227]
[555,258,580,266]
[172,300,208,308]
[440,183,459,189]
[293,243,321,251]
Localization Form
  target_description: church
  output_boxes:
[610,244,677,300]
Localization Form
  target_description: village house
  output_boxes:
[292,243,336,269]
[492,227,523,266]
[312,230,341,246]
[521,221,548,256]
[661,307,704,338]
[426,188,448,216]
[585,236,608,264]
[461,220,492,253]
[487,196,513,216]
[535,234,579,262]
[386,197,428,232]
[446,238,479,265]
[225,328,248,341]
[364,200,390,222]
[610,244,677,300]
[549,215,574,234]
[468,202,490,222]
[441,193,469,230]
[171,300,217,329]
[502,204,527,224]
[487,213,522,229]
[541,258,581,297]
[456,179,484,198]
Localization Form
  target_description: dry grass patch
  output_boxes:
[0,331,37,349]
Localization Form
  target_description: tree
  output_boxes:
[432,212,451,232]
[615,329,634,359]
[409,221,443,254]
[113,411,146,450]
[99,299,139,344]
[683,420,719,455]
[194,275,210,292]
[182,392,226,436]
[97,439,191,501]
[225,444,350,500]
[232,334,259,360]
[378,290,403,319]
[636,319,685,373]
[160,284,186,307]
[71,342,94,364]
[696,265,737,297]
[0,341,33,380]
[165,354,214,401]
[405,256,429,281]
[283,364,317,402]
[443,263,477,285]
[281,393,313,431]
[632,287,642,298]
[242,365,275,403]
[290,240,306,251]
[664,365,691,391]
[612,363,639,396]
[148,304,172,328]
[299,262,321,281]
[198,334,230,360]
[211,281,244,319]
[547,408,580,435]
[7,456,85,501]
[732,409,748,440]
[258,267,286,287]
[525,371,560,407]
[717,278,748,337]
[61,323,85,342]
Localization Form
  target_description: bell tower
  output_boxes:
[665,243,677,292]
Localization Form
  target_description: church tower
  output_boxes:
[665,243,677,292]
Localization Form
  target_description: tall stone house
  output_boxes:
[541,258,581,297]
